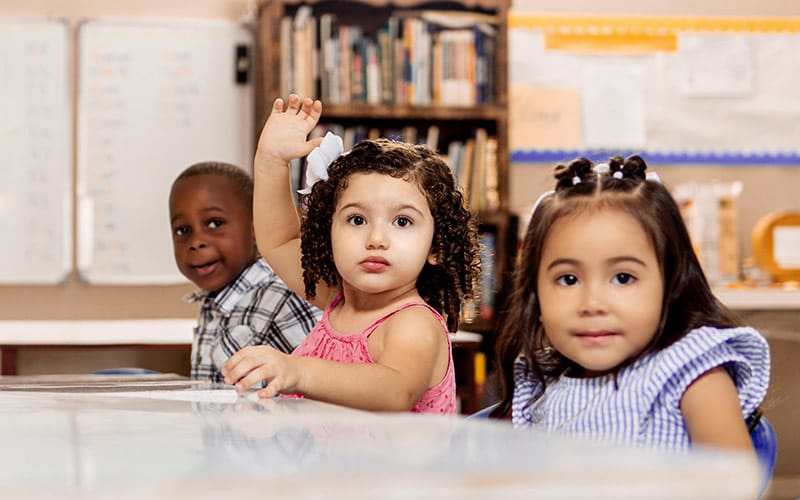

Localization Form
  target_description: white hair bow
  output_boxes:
[298,131,343,194]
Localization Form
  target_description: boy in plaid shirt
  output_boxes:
[169,162,321,382]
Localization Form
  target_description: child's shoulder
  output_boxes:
[643,325,770,413]
[661,325,768,362]
[375,301,448,337]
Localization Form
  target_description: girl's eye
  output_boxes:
[347,215,366,226]
[394,216,412,228]
[207,219,224,229]
[174,226,189,237]
[555,274,579,286]
[612,273,637,285]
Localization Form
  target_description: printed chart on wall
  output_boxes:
[508,14,800,165]
[0,19,71,284]
[77,20,254,284]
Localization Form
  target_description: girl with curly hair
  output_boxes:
[221,95,480,414]
[491,155,769,453]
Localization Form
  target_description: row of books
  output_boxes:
[290,124,501,214]
[462,231,498,324]
[282,6,498,106]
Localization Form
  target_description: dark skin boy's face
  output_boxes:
[169,174,257,293]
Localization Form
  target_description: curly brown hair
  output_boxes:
[299,138,480,332]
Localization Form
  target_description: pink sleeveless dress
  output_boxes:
[288,293,457,414]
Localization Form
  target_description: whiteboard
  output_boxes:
[0,19,71,284]
[77,20,254,284]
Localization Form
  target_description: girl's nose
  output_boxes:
[578,282,607,316]
[366,226,388,250]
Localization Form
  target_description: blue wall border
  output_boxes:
[511,149,800,167]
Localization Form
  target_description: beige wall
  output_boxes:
[0,0,250,19]
[2,1,798,360]
[0,0,252,324]
[509,0,800,264]
[0,0,251,374]
[511,0,800,16]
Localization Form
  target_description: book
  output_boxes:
[485,136,500,212]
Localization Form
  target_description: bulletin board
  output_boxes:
[76,19,254,284]
[508,14,800,165]
[0,18,71,284]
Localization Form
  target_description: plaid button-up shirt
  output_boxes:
[186,257,321,383]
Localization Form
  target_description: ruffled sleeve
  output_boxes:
[653,326,770,420]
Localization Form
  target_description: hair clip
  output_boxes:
[571,176,581,185]
[646,171,662,183]
[612,171,624,180]
[298,131,343,195]
[530,190,555,217]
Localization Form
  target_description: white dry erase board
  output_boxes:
[0,18,71,284]
[77,19,254,284]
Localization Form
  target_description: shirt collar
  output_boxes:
[182,258,274,316]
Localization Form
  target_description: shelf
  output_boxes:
[714,287,800,310]
[277,0,506,10]
[259,0,511,414]
[322,103,505,121]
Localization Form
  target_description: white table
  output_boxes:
[0,376,760,499]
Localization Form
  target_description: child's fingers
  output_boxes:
[258,378,283,399]
[221,347,259,385]
[306,99,322,124]
[309,136,324,149]
[235,368,268,393]
[286,94,301,111]
[271,97,284,112]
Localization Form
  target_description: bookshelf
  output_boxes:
[256,0,514,414]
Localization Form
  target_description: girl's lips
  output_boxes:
[574,331,617,344]
[360,257,388,272]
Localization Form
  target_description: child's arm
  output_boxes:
[680,366,754,452]
[221,307,448,411]
[253,95,332,309]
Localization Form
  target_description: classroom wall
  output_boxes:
[509,0,800,262]
[1,2,797,351]
[0,0,251,374]
[2,0,793,319]
[512,0,800,16]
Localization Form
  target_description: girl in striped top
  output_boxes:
[492,155,769,453]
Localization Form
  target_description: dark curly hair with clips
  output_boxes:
[299,138,480,333]
[490,155,741,418]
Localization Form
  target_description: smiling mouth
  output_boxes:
[192,260,220,277]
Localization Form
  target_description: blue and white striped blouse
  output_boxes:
[512,326,770,451]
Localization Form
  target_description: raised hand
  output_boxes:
[255,94,324,168]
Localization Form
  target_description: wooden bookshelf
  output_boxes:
[256,0,513,414]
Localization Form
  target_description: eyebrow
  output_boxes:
[337,202,426,217]
[545,255,648,271]
[170,206,226,225]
